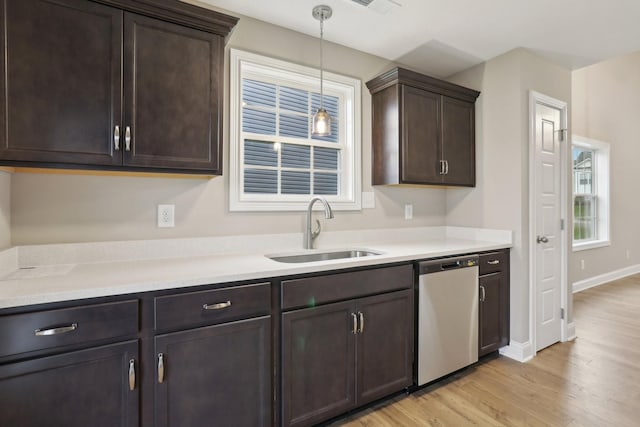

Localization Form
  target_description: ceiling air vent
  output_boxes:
[348,0,401,14]
[351,0,375,5]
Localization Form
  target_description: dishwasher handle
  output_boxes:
[441,261,462,270]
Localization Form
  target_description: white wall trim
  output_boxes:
[566,322,576,341]
[573,264,640,293]
[499,340,534,363]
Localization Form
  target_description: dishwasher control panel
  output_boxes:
[418,255,478,275]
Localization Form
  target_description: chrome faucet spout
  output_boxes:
[304,197,334,249]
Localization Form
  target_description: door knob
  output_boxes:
[536,235,549,244]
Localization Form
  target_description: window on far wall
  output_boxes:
[229,49,362,211]
[572,136,610,251]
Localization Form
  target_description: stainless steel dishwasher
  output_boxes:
[417,255,479,386]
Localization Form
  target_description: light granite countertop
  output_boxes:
[0,226,512,309]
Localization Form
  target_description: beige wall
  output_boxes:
[571,52,640,284]
[10,12,447,245]
[447,49,572,344]
[0,171,10,249]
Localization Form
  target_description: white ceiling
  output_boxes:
[200,0,640,77]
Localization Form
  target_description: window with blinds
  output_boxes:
[229,49,362,211]
[242,79,340,196]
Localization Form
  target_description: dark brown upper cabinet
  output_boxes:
[0,0,237,175]
[366,67,480,187]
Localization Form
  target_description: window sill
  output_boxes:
[572,239,610,252]
[229,198,362,212]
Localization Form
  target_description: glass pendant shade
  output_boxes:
[312,108,331,136]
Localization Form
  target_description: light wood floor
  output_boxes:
[329,274,640,426]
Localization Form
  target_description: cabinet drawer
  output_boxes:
[282,264,413,311]
[0,300,138,358]
[479,251,508,276]
[155,283,271,331]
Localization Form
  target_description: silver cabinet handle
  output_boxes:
[128,359,136,391]
[537,235,549,244]
[34,323,77,336]
[203,301,232,310]
[439,160,446,175]
[487,260,500,265]
[114,126,120,151]
[125,126,131,151]
[480,285,486,302]
[444,160,449,175]
[351,313,358,335]
[357,312,364,334]
[158,353,165,384]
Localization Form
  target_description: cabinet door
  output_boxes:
[442,96,475,186]
[124,13,223,173]
[401,86,442,184]
[155,316,271,427]
[479,272,507,355]
[0,340,138,427]
[0,0,122,166]
[356,290,413,406]
[282,301,356,427]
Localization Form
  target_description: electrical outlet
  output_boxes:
[404,204,413,220]
[157,204,175,228]
[580,259,585,270]
[627,250,631,260]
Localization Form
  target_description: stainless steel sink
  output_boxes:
[267,249,382,263]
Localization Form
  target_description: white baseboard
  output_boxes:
[565,321,576,341]
[573,264,640,293]
[499,340,534,363]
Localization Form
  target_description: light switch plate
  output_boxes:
[362,192,375,209]
[157,204,175,228]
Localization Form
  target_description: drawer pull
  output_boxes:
[34,323,78,336]
[158,353,165,384]
[128,359,136,391]
[203,301,232,311]
[487,260,500,265]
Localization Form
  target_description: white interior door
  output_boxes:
[534,102,563,352]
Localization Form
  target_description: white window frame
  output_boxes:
[572,135,610,251]
[229,49,362,211]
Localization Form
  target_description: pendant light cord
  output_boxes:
[319,14,324,110]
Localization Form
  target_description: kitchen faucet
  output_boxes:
[304,197,334,249]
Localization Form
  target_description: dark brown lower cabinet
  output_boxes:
[479,251,510,356]
[0,340,139,427]
[154,316,271,427]
[282,289,413,427]
[282,301,356,427]
[356,291,414,405]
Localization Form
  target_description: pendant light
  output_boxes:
[312,5,332,137]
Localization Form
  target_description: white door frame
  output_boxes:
[528,91,570,356]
